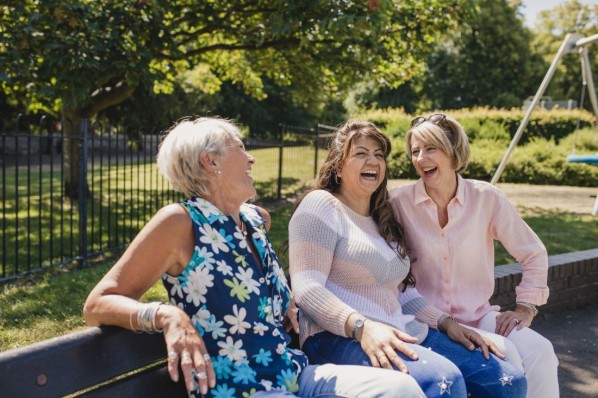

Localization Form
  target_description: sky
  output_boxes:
[520,0,598,27]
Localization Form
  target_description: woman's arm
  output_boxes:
[288,193,358,337]
[83,204,215,394]
[491,190,549,335]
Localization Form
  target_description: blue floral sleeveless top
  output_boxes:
[161,197,308,397]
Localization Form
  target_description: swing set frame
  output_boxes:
[491,33,598,216]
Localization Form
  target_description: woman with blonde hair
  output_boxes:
[84,116,425,398]
[390,113,558,397]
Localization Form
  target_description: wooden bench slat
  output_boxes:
[83,366,187,397]
[0,326,185,397]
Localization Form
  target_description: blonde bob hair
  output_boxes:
[405,114,471,174]
[156,117,242,198]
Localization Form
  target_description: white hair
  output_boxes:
[156,117,242,198]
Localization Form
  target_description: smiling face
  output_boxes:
[409,135,456,190]
[337,135,387,201]
[217,137,256,203]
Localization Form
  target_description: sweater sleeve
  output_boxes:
[288,191,357,338]
[491,188,549,306]
[399,285,447,329]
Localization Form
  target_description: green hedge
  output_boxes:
[355,107,598,186]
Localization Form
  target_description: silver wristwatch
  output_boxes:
[352,318,366,340]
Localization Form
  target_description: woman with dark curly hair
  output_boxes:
[289,120,526,398]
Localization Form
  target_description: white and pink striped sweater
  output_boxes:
[289,189,445,347]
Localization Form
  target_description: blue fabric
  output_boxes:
[302,329,527,398]
[162,197,308,398]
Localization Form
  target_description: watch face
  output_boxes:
[355,319,364,328]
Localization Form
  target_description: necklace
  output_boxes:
[240,221,248,237]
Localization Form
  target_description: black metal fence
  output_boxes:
[0,116,335,284]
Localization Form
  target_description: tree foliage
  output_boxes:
[420,0,546,109]
[1,0,474,120]
[349,0,546,112]
[531,0,598,104]
[1,0,474,197]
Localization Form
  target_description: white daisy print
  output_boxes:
[253,322,269,336]
[184,267,214,306]
[217,336,247,362]
[224,304,251,334]
[236,267,261,295]
[216,259,233,276]
[193,198,221,218]
[199,223,230,253]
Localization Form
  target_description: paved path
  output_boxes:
[531,305,598,397]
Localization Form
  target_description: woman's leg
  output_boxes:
[302,332,467,398]
[461,324,524,373]
[477,311,559,398]
[296,364,425,398]
[422,329,527,398]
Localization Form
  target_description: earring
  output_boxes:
[214,170,222,175]
[334,173,340,184]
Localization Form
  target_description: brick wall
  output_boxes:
[491,248,598,314]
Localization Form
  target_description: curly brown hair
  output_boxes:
[294,120,415,289]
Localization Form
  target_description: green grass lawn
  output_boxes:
[1,188,596,351]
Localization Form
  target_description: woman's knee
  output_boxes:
[468,359,527,398]
[403,346,467,397]
[511,329,559,371]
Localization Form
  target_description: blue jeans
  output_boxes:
[302,330,527,398]
[251,363,425,397]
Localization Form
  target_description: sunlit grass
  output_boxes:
[2,198,593,351]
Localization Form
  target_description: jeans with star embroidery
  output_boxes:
[302,329,526,398]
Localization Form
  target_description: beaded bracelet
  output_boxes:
[437,313,457,333]
[516,301,538,316]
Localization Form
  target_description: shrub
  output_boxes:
[360,107,598,186]
[559,128,598,153]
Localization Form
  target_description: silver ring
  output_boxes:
[197,371,208,380]
[514,319,520,325]
[168,351,178,359]
[291,308,299,314]
[203,353,211,361]
[181,353,192,361]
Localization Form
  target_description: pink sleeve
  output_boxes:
[492,191,549,305]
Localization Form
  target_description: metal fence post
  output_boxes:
[277,125,283,200]
[314,125,319,178]
[78,119,89,267]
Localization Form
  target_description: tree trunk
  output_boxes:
[61,108,88,200]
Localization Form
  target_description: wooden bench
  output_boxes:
[0,326,187,397]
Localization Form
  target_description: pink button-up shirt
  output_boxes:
[389,176,549,327]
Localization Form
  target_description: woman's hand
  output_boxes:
[158,305,216,395]
[283,294,300,334]
[443,321,505,360]
[495,306,534,337]
[358,320,419,373]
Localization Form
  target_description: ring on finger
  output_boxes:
[291,308,299,314]
[197,371,208,380]
[203,353,211,361]
[181,353,192,361]
[168,351,178,360]
[514,319,521,325]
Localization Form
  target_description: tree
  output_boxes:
[531,0,598,104]
[1,0,473,197]
[420,0,546,109]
